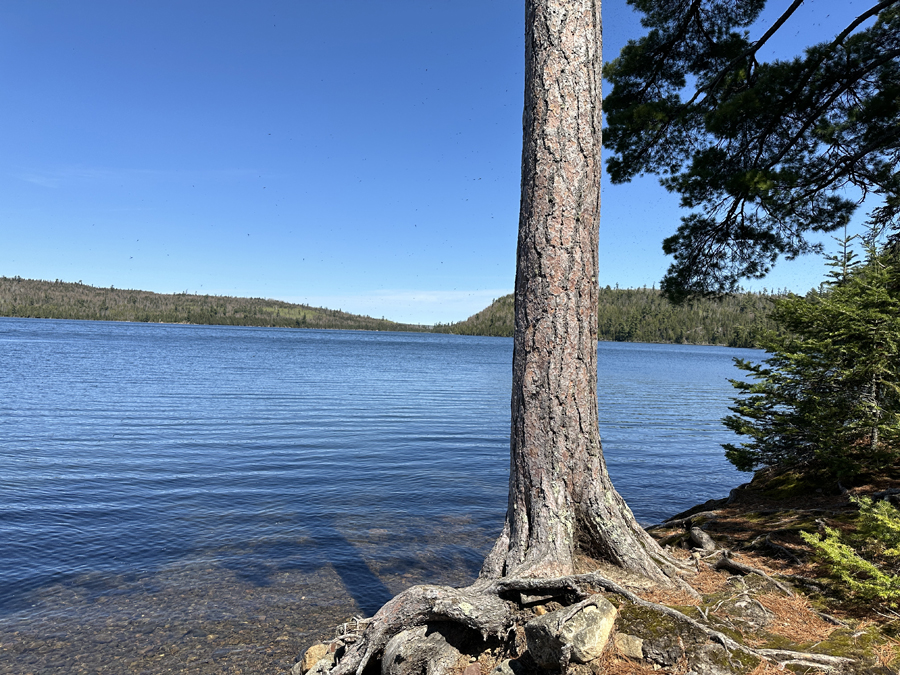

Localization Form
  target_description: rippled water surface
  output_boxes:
[0,318,756,673]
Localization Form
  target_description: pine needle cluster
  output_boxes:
[802,496,900,605]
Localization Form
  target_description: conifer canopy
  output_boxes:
[604,0,900,301]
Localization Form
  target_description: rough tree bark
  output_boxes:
[303,5,835,673]
[479,0,669,583]
[296,5,883,672]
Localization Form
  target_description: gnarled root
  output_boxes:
[316,570,855,675]
[326,584,513,675]
[713,552,795,596]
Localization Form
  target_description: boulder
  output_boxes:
[524,596,617,669]
[689,527,717,553]
[704,576,773,633]
[382,625,467,675]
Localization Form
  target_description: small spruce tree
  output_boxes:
[723,236,900,476]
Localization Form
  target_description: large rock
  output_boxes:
[382,625,467,675]
[524,596,617,669]
[302,644,330,671]
[704,576,773,633]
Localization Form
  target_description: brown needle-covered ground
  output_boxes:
[634,465,900,671]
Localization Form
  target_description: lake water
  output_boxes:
[0,318,756,674]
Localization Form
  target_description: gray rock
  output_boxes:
[382,625,466,675]
[707,577,772,632]
[689,527,717,553]
[722,592,771,630]
[524,596,617,669]
[306,659,336,675]
[613,633,644,659]
[292,647,334,675]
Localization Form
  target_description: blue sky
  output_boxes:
[0,1,875,324]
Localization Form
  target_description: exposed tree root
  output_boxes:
[646,511,800,598]
[646,510,720,532]
[496,574,752,653]
[747,530,804,564]
[713,553,796,597]
[754,648,856,669]
[317,570,855,675]
[644,553,702,600]
[657,531,689,547]
[489,572,852,670]
[325,585,513,675]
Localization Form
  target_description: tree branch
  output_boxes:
[688,0,806,105]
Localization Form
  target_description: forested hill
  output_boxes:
[1,277,785,345]
[0,277,428,332]
[433,287,785,348]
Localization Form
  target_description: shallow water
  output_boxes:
[0,318,755,673]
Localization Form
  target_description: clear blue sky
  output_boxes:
[0,0,874,324]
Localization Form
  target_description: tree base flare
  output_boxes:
[299,567,860,675]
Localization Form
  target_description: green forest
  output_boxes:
[434,287,785,347]
[1,276,786,347]
[0,277,429,333]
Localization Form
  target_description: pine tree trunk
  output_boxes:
[480,0,668,582]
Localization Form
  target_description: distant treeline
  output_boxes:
[0,277,429,333]
[1,277,788,346]
[434,287,787,348]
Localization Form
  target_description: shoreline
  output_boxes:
[0,314,761,349]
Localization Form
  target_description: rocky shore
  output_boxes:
[295,470,900,675]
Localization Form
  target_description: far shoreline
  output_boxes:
[0,314,764,351]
